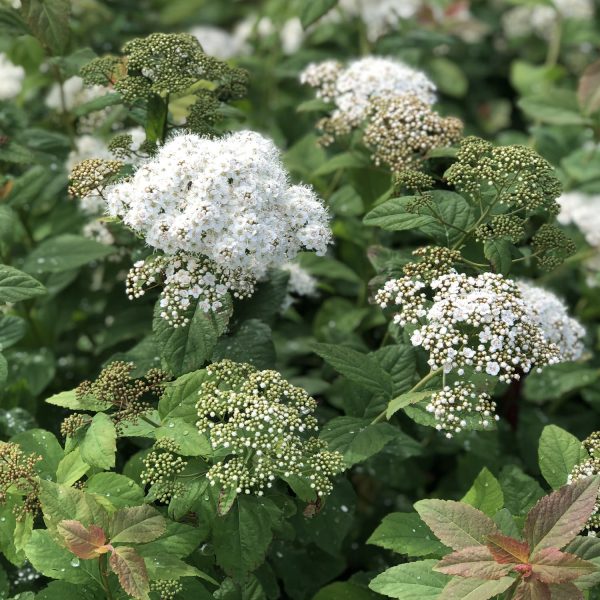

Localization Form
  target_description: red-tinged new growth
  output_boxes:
[416,476,600,599]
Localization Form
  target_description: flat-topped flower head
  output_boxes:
[375,271,561,382]
[196,360,344,498]
[300,56,436,144]
[517,280,585,362]
[106,131,331,325]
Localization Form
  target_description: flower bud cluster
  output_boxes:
[196,360,344,498]
[517,281,585,362]
[445,137,562,214]
[402,246,461,281]
[531,224,576,271]
[0,442,41,519]
[364,94,462,173]
[475,215,526,243]
[60,413,88,438]
[68,158,123,200]
[393,169,435,194]
[141,438,187,503]
[426,382,498,438]
[106,131,330,324]
[375,271,562,381]
[150,579,184,599]
[568,431,599,536]
[300,57,436,145]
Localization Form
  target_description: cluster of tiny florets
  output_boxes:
[0,443,41,520]
[107,131,331,323]
[300,57,436,145]
[426,382,499,438]
[517,280,585,362]
[196,360,344,498]
[446,137,562,214]
[68,158,123,200]
[532,223,576,271]
[393,169,435,194]
[60,413,89,438]
[150,579,184,599]
[77,362,167,432]
[375,271,561,381]
[475,215,526,243]
[364,94,462,173]
[402,246,461,281]
[141,438,187,503]
[568,431,599,536]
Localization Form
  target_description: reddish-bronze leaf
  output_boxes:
[578,60,600,115]
[435,545,512,579]
[524,476,599,555]
[512,579,551,600]
[548,582,584,600]
[57,519,108,560]
[530,547,597,584]
[487,533,530,564]
[109,546,150,600]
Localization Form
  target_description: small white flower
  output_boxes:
[0,53,24,100]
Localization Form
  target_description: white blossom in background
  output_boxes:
[517,280,585,362]
[300,56,436,142]
[229,15,306,55]
[82,220,115,246]
[0,53,25,100]
[375,271,561,381]
[189,25,250,60]
[281,262,318,310]
[279,18,305,55]
[106,131,331,325]
[46,75,107,112]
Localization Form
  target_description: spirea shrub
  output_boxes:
[2,1,600,599]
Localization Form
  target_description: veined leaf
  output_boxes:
[530,547,597,584]
[363,197,436,231]
[110,505,166,544]
[386,391,431,419]
[57,520,109,560]
[0,265,46,303]
[80,413,116,470]
[435,546,512,579]
[438,576,515,600]
[486,533,530,564]
[109,546,150,600]
[369,559,449,599]
[538,425,588,490]
[414,499,500,551]
[300,0,337,27]
[20,0,71,55]
[461,468,504,516]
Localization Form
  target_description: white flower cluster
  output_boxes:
[281,262,318,310]
[375,271,561,382]
[0,53,24,100]
[300,56,436,143]
[106,131,330,324]
[426,382,499,438]
[189,25,250,60]
[196,360,344,498]
[517,280,585,362]
[46,75,107,112]
[502,0,593,40]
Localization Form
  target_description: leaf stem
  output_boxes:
[99,554,114,600]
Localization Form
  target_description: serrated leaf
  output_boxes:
[0,265,46,303]
[545,582,582,600]
[110,505,166,544]
[367,512,449,558]
[0,315,26,350]
[20,0,70,54]
[578,60,600,116]
[23,234,113,274]
[56,449,90,486]
[513,579,551,600]
[300,0,337,27]
[312,343,392,397]
[435,546,512,579]
[486,533,530,564]
[538,425,588,490]
[158,370,208,421]
[386,391,432,419]
[461,468,504,516]
[563,535,600,589]
[57,520,108,559]
[320,417,400,466]
[80,413,116,470]
[363,197,436,231]
[438,576,515,600]
[45,389,110,411]
[86,473,144,509]
[484,239,513,275]
[530,547,597,584]
[369,559,449,599]
[524,476,599,555]
[414,499,500,551]
[109,546,150,600]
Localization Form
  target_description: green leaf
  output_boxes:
[518,89,589,125]
[312,343,393,398]
[367,512,449,558]
[564,535,600,590]
[539,425,588,490]
[314,151,370,176]
[25,530,91,584]
[363,197,436,231]
[369,560,450,599]
[12,428,63,481]
[110,505,166,544]
[417,191,476,246]
[23,235,113,274]
[46,389,110,411]
[109,546,150,600]
[212,496,279,580]
[500,465,546,516]
[313,582,378,600]
[153,296,232,377]
[0,315,26,350]
[137,521,202,559]
[158,370,208,421]
[524,476,600,555]
[20,0,71,54]
[524,363,599,403]
[80,413,116,470]
[296,98,331,113]
[0,353,6,389]
[427,58,468,98]
[484,239,513,276]
[86,473,144,509]
[73,92,122,117]
[461,468,504,516]
[300,0,337,27]
[320,417,400,466]
[438,577,515,600]
[386,391,432,419]
[0,265,46,303]
[145,94,168,144]
[212,319,275,370]
[156,418,212,457]
[414,499,500,551]
[0,7,30,35]
[56,449,90,486]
